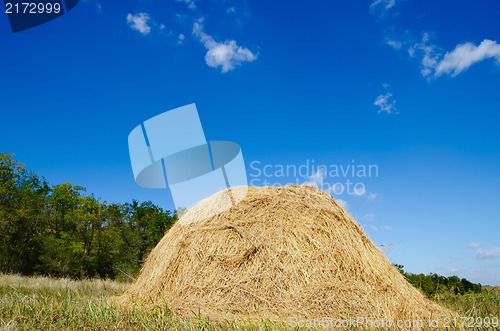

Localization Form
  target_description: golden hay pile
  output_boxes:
[117,185,453,326]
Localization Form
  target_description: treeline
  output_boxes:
[394,264,482,297]
[0,153,177,280]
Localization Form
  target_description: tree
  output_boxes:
[0,153,50,274]
[123,200,176,266]
[1,153,177,279]
[37,183,87,277]
[394,264,482,297]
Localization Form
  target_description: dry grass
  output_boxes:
[116,185,454,329]
[1,274,499,330]
[0,273,124,292]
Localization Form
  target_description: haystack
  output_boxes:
[117,185,453,326]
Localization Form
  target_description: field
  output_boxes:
[0,274,499,330]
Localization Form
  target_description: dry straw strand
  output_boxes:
[115,185,455,329]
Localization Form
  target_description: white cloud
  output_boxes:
[475,247,500,260]
[385,38,402,50]
[468,242,480,249]
[192,19,257,73]
[370,0,396,13]
[363,213,375,222]
[177,33,185,45]
[303,170,376,202]
[370,0,396,20]
[374,83,397,114]
[176,0,196,10]
[386,33,500,79]
[304,169,326,187]
[337,199,349,210]
[381,31,442,79]
[408,33,441,78]
[374,92,397,114]
[352,185,366,196]
[126,13,152,36]
[373,0,500,79]
[435,39,500,77]
[370,224,392,232]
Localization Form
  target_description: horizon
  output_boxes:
[1,0,499,285]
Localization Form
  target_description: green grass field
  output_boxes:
[0,274,498,330]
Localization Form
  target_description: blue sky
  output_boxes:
[1,0,499,285]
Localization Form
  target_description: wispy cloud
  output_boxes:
[383,31,500,79]
[302,170,349,209]
[352,185,367,196]
[408,33,441,78]
[303,169,377,202]
[371,0,500,80]
[370,224,392,232]
[192,19,257,73]
[370,0,396,18]
[126,13,152,36]
[374,83,397,114]
[385,38,402,50]
[466,242,500,259]
[408,36,500,78]
[178,33,186,44]
[126,12,179,43]
[475,246,500,260]
[364,213,376,222]
[374,92,397,114]
[226,6,237,14]
[176,0,196,10]
[337,199,349,210]
[371,0,396,10]
[435,39,500,77]
[304,169,326,187]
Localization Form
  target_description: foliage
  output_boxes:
[0,153,177,280]
[394,264,482,297]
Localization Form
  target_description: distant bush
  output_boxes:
[394,264,482,297]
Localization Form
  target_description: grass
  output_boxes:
[0,274,498,330]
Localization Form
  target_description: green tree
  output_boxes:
[37,183,86,277]
[1,153,177,280]
[394,264,482,297]
[124,200,176,266]
[0,153,50,274]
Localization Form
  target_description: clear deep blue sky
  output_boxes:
[1,0,499,285]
